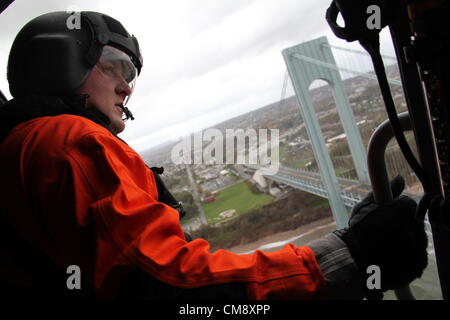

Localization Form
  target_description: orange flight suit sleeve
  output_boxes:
[61,128,328,299]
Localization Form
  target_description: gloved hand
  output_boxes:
[334,175,428,298]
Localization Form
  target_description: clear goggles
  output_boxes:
[95,45,138,106]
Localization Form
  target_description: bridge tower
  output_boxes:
[282,36,369,228]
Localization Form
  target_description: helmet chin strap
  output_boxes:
[119,104,135,121]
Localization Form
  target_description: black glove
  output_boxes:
[334,175,428,297]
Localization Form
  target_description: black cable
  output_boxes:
[359,35,428,190]
[119,103,135,121]
[0,90,7,106]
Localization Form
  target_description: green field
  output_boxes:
[203,181,274,223]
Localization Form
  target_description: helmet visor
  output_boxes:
[97,45,138,105]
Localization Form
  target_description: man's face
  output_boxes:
[77,46,137,134]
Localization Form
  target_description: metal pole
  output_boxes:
[367,112,415,300]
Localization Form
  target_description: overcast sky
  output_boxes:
[0,0,396,152]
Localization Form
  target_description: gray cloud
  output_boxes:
[139,0,330,92]
[178,0,259,35]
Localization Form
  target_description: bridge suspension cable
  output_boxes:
[321,43,397,62]
[291,52,402,86]
[278,69,289,109]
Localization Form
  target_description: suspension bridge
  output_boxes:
[243,164,369,208]
[185,36,421,230]
[247,36,420,228]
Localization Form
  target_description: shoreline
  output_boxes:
[226,216,336,254]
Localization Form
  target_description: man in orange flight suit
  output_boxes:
[0,11,428,300]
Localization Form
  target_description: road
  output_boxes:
[185,164,208,225]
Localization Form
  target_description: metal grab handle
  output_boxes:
[366,111,415,300]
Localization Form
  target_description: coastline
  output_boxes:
[226,217,336,254]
